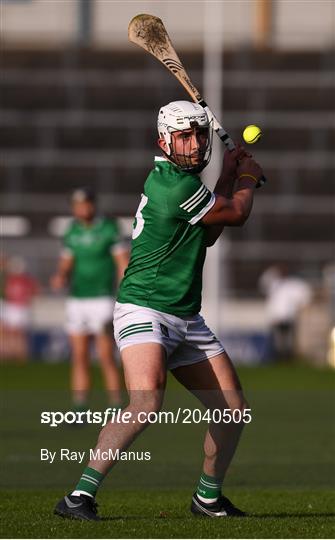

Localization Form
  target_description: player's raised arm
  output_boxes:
[204,145,246,246]
[202,154,264,227]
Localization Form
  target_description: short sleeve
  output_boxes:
[167,174,215,225]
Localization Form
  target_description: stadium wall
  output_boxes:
[2,0,335,49]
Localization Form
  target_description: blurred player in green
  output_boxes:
[55,102,265,520]
[51,188,128,412]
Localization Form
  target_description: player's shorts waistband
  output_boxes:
[114,301,199,323]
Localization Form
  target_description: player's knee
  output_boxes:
[128,390,164,419]
[224,391,249,415]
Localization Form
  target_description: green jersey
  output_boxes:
[63,217,122,298]
[117,157,215,316]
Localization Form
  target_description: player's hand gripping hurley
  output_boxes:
[128,13,266,188]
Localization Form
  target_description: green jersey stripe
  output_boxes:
[188,193,216,225]
[179,184,206,209]
[119,322,153,334]
[185,190,209,212]
[119,326,153,340]
[182,186,207,212]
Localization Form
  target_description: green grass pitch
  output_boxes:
[1,362,335,538]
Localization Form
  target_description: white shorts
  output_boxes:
[66,297,115,335]
[2,302,30,329]
[113,302,225,370]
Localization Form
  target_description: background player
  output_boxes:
[55,101,265,520]
[51,188,128,412]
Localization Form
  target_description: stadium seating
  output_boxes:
[1,48,334,292]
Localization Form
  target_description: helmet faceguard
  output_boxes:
[157,101,213,174]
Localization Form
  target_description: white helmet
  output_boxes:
[157,101,213,173]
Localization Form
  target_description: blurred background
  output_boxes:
[1,0,334,365]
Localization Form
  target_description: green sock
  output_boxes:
[72,466,105,498]
[196,472,222,502]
